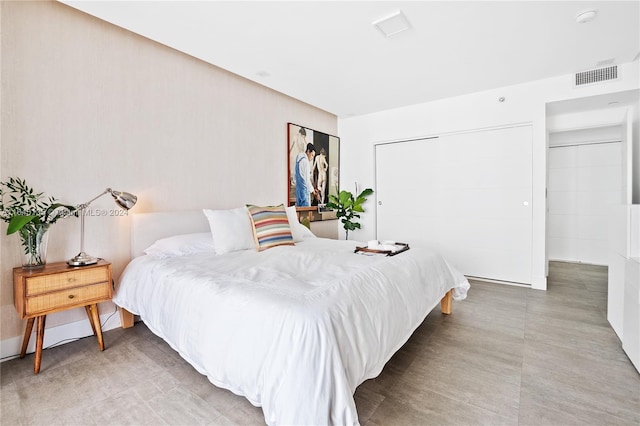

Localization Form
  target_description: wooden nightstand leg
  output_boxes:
[20,317,35,358]
[85,305,98,337]
[34,315,46,374]
[87,304,105,351]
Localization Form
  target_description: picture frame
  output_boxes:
[287,123,340,211]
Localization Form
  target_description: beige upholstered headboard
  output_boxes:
[130,211,210,258]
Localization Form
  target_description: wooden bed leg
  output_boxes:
[440,289,453,315]
[120,308,135,329]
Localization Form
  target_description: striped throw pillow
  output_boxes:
[246,204,295,251]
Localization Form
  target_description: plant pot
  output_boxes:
[19,223,50,269]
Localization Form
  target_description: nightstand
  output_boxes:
[13,260,113,373]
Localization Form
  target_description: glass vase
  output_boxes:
[19,223,50,269]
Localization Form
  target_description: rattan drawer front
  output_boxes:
[25,268,110,296]
[25,282,111,316]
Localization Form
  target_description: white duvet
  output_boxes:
[114,238,470,425]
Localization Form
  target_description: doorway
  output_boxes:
[547,127,623,265]
[546,89,638,272]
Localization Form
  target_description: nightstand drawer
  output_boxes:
[25,281,111,316]
[25,268,110,296]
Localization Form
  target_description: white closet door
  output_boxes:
[376,137,442,249]
[376,125,533,284]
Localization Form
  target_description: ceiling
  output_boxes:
[59,1,640,118]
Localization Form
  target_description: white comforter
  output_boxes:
[114,238,470,425]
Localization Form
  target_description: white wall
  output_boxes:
[0,1,336,350]
[339,62,639,290]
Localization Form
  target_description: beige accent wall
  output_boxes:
[0,1,336,341]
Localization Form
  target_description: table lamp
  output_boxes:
[68,188,137,266]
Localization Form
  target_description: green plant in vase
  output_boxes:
[0,177,76,268]
[326,187,374,240]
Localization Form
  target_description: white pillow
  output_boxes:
[285,206,304,243]
[299,223,317,239]
[144,232,214,258]
[285,206,317,241]
[203,207,256,254]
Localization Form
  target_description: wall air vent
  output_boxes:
[575,65,618,86]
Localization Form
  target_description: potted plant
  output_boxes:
[0,177,76,268]
[326,187,374,240]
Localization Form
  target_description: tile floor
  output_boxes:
[1,262,638,425]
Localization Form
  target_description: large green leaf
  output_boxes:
[7,215,38,235]
[338,191,351,204]
[358,188,374,198]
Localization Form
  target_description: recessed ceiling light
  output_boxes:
[575,9,598,24]
[373,10,411,38]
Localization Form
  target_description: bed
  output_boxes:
[113,209,470,425]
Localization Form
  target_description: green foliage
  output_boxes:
[301,216,311,230]
[326,187,374,239]
[0,177,76,235]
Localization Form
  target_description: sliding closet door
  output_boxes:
[376,137,441,247]
[376,125,533,284]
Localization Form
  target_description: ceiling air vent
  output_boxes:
[575,65,618,86]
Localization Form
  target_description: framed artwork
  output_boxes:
[287,123,340,209]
